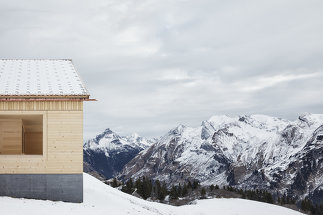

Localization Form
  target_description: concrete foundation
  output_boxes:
[0,174,83,203]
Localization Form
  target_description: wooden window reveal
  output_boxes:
[0,115,43,155]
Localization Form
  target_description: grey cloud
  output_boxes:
[0,0,323,139]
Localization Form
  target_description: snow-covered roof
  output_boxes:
[0,59,89,98]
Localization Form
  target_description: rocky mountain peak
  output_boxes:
[298,113,323,128]
[84,128,157,179]
[119,114,323,204]
[169,124,186,135]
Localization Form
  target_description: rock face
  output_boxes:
[119,113,323,203]
[83,128,156,179]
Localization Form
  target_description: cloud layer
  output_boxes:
[1,0,323,139]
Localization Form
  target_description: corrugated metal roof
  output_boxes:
[0,59,89,97]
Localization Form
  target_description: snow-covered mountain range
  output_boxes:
[118,113,323,203]
[83,128,156,178]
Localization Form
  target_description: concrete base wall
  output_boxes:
[0,174,83,203]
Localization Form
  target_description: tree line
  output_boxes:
[111,177,323,215]
[115,176,200,201]
[300,198,323,215]
[224,185,323,215]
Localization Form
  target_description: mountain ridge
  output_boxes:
[118,113,323,203]
[83,128,156,179]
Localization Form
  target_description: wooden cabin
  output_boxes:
[0,59,92,203]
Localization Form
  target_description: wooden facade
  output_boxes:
[0,101,83,174]
[0,59,89,202]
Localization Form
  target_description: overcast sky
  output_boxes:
[0,0,323,139]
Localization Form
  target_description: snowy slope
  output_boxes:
[0,173,304,215]
[120,113,323,202]
[83,128,156,179]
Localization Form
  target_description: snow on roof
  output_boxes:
[0,59,89,97]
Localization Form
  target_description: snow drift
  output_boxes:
[0,173,304,215]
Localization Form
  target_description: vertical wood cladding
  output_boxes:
[0,101,83,174]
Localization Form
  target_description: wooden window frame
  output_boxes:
[0,111,47,159]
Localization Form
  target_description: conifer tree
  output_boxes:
[264,191,273,204]
[210,184,215,191]
[200,187,206,199]
[111,178,118,188]
[188,181,192,189]
[177,183,183,197]
[182,183,188,196]
[155,180,167,201]
[192,180,200,190]
[121,178,134,194]
[135,178,144,198]
[170,185,178,200]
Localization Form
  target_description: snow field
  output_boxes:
[0,173,304,215]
